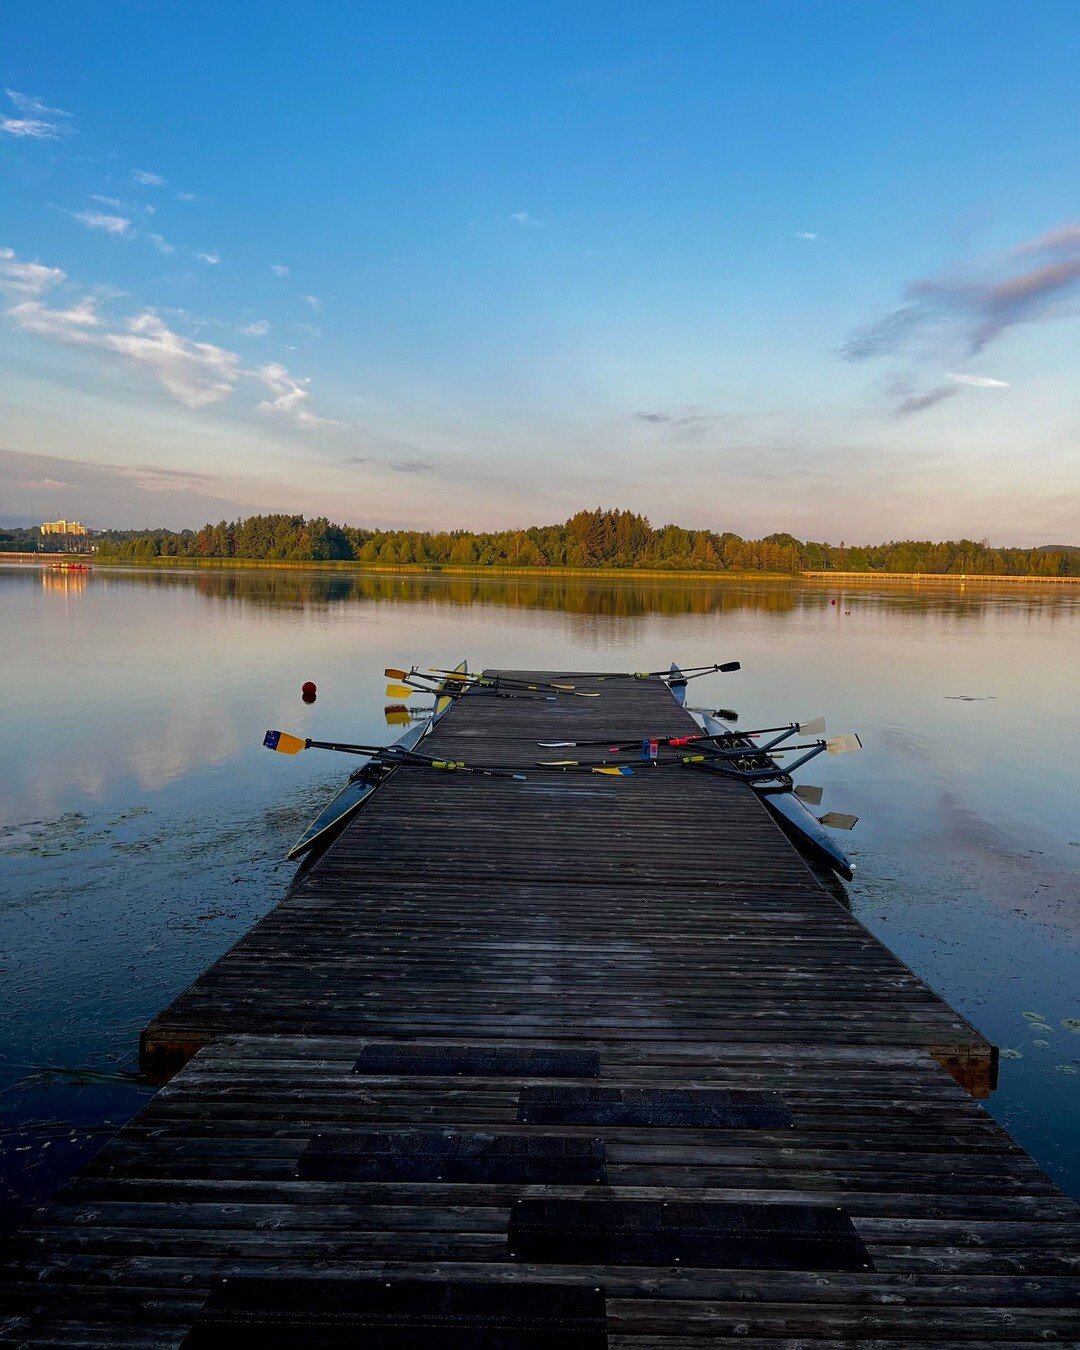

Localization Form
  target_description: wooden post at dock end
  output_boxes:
[139,1028,207,1085]
[931,1043,1000,1099]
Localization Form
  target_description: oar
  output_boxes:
[538,733,711,751]
[536,718,824,753]
[717,717,826,739]
[387,670,568,701]
[686,706,739,721]
[422,666,581,694]
[384,703,431,726]
[597,661,740,682]
[420,667,601,699]
[263,731,528,780]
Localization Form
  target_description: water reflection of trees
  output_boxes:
[71,565,1080,622]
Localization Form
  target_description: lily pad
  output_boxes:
[1062,1019,1080,1033]
[999,1048,1023,1060]
[1021,1011,1046,1021]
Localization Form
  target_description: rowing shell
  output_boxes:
[286,659,468,861]
[668,662,855,880]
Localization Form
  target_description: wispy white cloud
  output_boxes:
[1,117,60,139]
[176,190,198,203]
[147,233,176,256]
[255,362,337,428]
[90,194,126,210]
[6,90,73,120]
[0,247,65,298]
[947,372,1010,388]
[270,263,289,277]
[794,231,819,241]
[132,169,166,187]
[509,211,541,227]
[2,244,337,426]
[196,251,221,265]
[302,293,321,311]
[2,89,74,139]
[72,209,132,236]
[102,311,241,407]
[9,296,101,342]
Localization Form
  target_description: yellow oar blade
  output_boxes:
[263,730,306,755]
[592,766,634,776]
[384,709,411,726]
[386,683,416,698]
[538,759,579,766]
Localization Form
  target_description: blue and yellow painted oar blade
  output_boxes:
[592,765,634,776]
[263,730,306,755]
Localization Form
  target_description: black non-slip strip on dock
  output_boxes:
[507,1200,873,1271]
[518,1085,794,1128]
[297,1129,608,1184]
[353,1043,603,1078]
[181,1278,608,1349]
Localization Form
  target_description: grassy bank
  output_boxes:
[9,553,1076,583]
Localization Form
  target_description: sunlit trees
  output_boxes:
[89,508,1079,577]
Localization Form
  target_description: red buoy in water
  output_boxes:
[301,680,317,700]
[830,599,837,606]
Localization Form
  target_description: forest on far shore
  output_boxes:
[7,508,1077,575]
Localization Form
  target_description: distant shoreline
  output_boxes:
[3,553,1078,583]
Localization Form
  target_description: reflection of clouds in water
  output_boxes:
[128,705,240,791]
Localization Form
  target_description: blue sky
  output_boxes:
[1,1,1077,542]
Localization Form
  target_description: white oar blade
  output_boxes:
[797,717,826,736]
[826,733,863,755]
[820,811,859,831]
[538,741,576,748]
[794,783,824,805]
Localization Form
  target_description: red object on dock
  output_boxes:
[302,681,317,701]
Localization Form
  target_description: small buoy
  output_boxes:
[830,599,837,606]
[301,680,317,703]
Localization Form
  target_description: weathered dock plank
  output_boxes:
[3,1038,1077,1345]
[3,671,1076,1345]
[139,672,993,1091]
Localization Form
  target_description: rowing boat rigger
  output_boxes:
[668,662,859,880]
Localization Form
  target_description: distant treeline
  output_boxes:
[56,508,1080,575]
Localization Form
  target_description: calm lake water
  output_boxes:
[2,562,1078,1225]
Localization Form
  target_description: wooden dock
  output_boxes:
[3,670,1077,1345]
